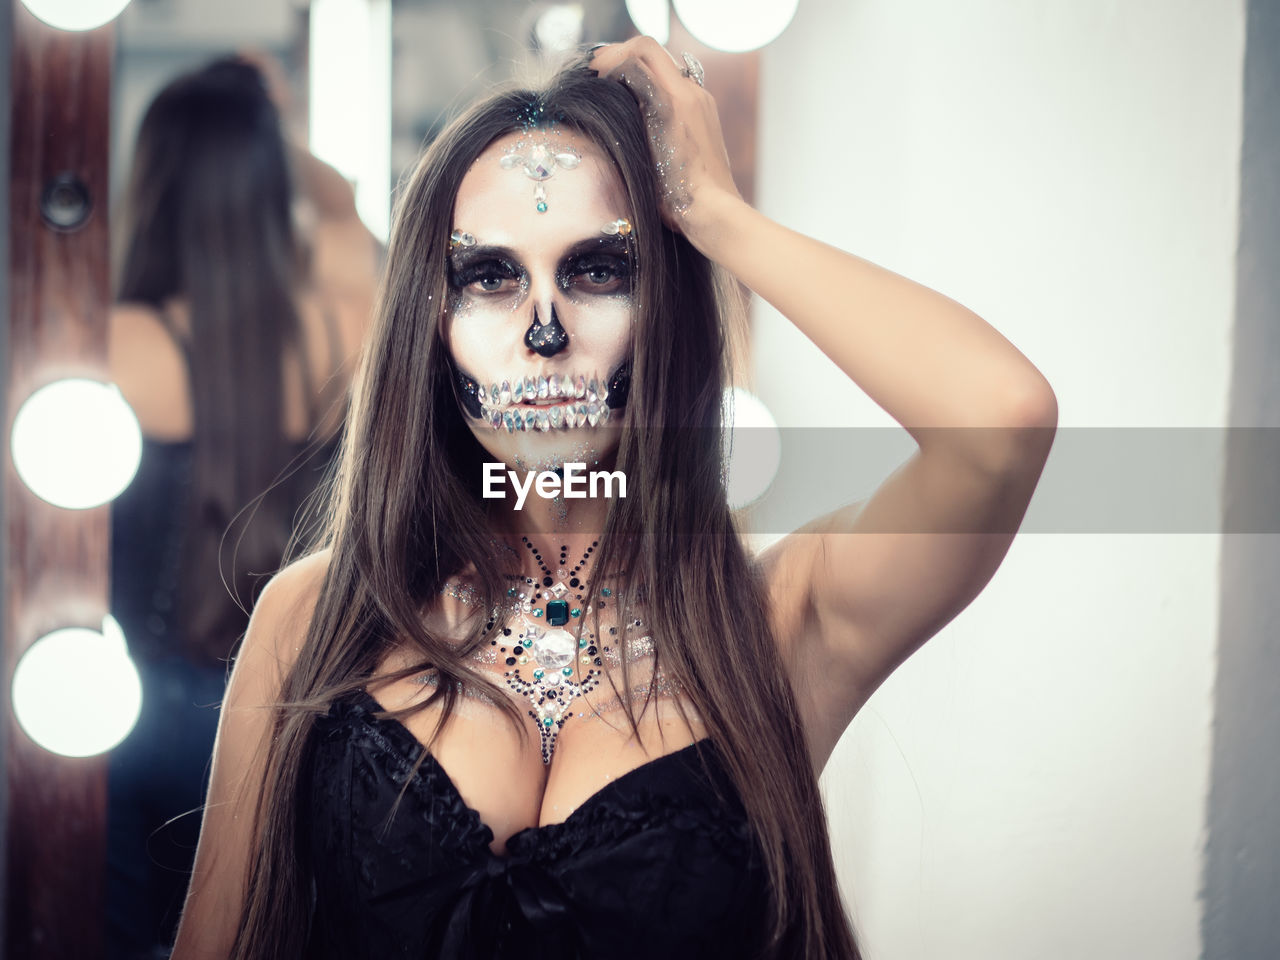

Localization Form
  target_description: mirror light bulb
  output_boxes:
[18,0,133,32]
[672,0,799,52]
[12,617,142,758]
[10,378,143,510]
[535,4,585,52]
[625,0,671,45]
[722,386,781,509]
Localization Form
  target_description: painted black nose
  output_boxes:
[524,303,569,357]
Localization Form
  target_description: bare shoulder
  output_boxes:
[232,547,335,691]
[751,504,870,776]
[244,549,333,667]
[108,301,190,439]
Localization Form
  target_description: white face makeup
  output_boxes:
[445,129,635,473]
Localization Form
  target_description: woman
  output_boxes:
[172,40,1056,960]
[107,57,375,957]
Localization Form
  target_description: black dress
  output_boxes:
[301,688,775,959]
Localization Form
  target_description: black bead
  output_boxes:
[543,576,553,587]
[505,657,517,666]
[513,646,523,655]
[570,577,580,587]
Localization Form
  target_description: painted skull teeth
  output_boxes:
[473,371,616,408]
[479,399,611,433]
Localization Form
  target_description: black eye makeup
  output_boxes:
[449,255,522,295]
[558,251,632,295]
[447,235,634,299]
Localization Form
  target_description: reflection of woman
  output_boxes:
[107,57,374,958]
[174,40,1055,959]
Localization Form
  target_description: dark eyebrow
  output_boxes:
[561,234,631,260]
[448,234,632,272]
[448,244,519,273]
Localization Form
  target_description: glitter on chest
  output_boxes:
[425,576,664,763]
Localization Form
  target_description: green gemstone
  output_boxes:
[546,599,569,626]
[579,638,587,648]
[571,607,581,618]
[562,667,573,676]
[601,587,612,597]
[532,608,543,618]
[543,717,553,727]
[533,669,544,679]
[536,200,548,213]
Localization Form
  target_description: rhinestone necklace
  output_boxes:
[423,538,655,764]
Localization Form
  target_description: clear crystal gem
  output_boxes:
[531,626,576,669]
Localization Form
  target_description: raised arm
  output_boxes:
[591,39,1057,772]
[169,552,327,959]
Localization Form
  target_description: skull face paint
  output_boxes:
[445,130,635,472]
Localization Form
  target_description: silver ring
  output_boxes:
[680,52,705,87]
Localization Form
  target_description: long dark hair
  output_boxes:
[233,56,861,959]
[117,57,319,664]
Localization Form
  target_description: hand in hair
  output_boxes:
[589,37,742,242]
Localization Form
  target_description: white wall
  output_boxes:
[753,2,1244,957]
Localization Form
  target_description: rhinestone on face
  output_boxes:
[526,144,554,180]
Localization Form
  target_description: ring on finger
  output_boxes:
[679,52,705,87]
